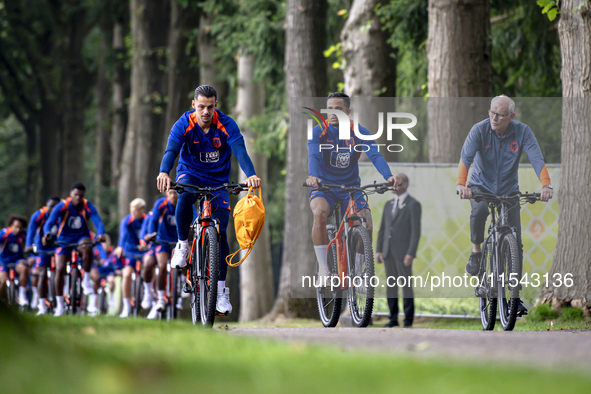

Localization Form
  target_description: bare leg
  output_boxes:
[310,197,331,246]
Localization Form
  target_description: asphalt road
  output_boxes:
[230,326,591,371]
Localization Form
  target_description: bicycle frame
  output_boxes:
[187,197,220,288]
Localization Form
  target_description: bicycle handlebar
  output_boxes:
[303,181,395,195]
[456,190,541,204]
[170,181,249,196]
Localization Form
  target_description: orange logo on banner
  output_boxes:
[529,219,546,240]
[510,141,518,153]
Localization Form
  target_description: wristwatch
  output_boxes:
[543,185,553,190]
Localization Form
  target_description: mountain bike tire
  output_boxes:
[498,234,520,331]
[317,227,342,327]
[199,226,220,327]
[348,226,375,328]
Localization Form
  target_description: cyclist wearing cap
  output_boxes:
[156,85,261,315]
[456,95,553,316]
[43,183,105,316]
[306,92,398,280]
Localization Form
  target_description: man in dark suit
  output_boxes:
[376,173,421,327]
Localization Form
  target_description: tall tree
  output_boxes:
[427,0,493,163]
[119,0,170,216]
[537,0,591,314]
[235,51,275,321]
[271,0,328,318]
[341,0,398,162]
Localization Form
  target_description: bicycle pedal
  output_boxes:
[183,283,192,294]
[215,310,229,316]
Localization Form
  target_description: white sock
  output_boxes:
[19,286,27,300]
[32,287,39,298]
[157,290,165,301]
[38,298,48,312]
[123,298,131,311]
[56,296,65,309]
[109,292,115,304]
[143,280,153,295]
[218,280,226,289]
[88,294,97,309]
[178,239,188,249]
[83,274,91,287]
[314,245,329,274]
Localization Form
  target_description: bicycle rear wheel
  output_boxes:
[317,228,342,327]
[70,267,80,315]
[167,268,181,321]
[348,226,374,328]
[132,271,143,317]
[7,279,17,308]
[189,239,200,324]
[48,271,56,312]
[498,234,520,331]
[199,226,220,327]
[479,242,497,331]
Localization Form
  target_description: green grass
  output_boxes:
[1,306,591,394]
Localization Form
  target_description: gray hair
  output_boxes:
[491,95,515,114]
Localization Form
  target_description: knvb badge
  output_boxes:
[304,107,418,153]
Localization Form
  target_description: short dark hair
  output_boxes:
[47,196,60,204]
[194,85,217,101]
[327,92,350,109]
[7,214,27,228]
[71,182,86,192]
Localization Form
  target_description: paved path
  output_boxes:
[230,327,591,371]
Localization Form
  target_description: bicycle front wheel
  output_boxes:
[132,271,143,318]
[497,234,520,331]
[317,236,342,327]
[189,239,200,324]
[70,267,80,315]
[348,226,375,328]
[479,242,497,331]
[199,226,220,327]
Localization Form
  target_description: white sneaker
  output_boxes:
[216,287,232,314]
[170,242,188,268]
[119,308,130,318]
[315,267,331,288]
[54,306,64,317]
[87,294,98,314]
[18,297,29,308]
[141,291,153,310]
[31,293,38,309]
[147,303,158,319]
[175,297,183,310]
[155,298,167,312]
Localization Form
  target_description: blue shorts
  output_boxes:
[34,254,54,269]
[309,188,369,215]
[55,234,91,256]
[176,172,230,210]
[0,259,25,273]
[122,252,143,268]
[155,242,174,255]
[96,262,114,278]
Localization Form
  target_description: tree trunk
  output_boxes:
[270,0,328,319]
[235,53,275,321]
[111,20,128,191]
[60,8,92,196]
[341,0,398,162]
[536,0,591,315]
[164,0,199,183]
[427,0,493,163]
[198,14,229,106]
[95,20,113,214]
[120,0,170,216]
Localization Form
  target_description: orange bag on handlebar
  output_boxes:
[226,186,265,267]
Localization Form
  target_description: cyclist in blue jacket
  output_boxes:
[456,95,554,316]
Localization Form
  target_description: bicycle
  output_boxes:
[170,181,249,327]
[464,190,540,331]
[304,181,394,328]
[52,240,98,315]
[122,250,146,318]
[151,239,182,321]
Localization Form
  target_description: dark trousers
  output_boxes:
[384,256,414,327]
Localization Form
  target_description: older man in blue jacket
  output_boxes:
[456,95,554,316]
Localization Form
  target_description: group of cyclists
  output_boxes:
[0,87,554,324]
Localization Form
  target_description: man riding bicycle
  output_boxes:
[43,183,106,316]
[115,198,147,318]
[156,85,261,315]
[456,95,553,316]
[0,215,28,307]
[306,92,398,280]
[25,196,60,314]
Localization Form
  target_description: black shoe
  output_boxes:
[384,320,399,328]
[403,323,412,328]
[465,252,482,276]
[516,299,528,317]
[183,282,192,294]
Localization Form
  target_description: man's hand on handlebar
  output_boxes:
[306,176,322,188]
[42,234,52,246]
[157,172,172,193]
[540,187,553,202]
[457,185,472,200]
[246,176,261,188]
[387,175,401,187]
